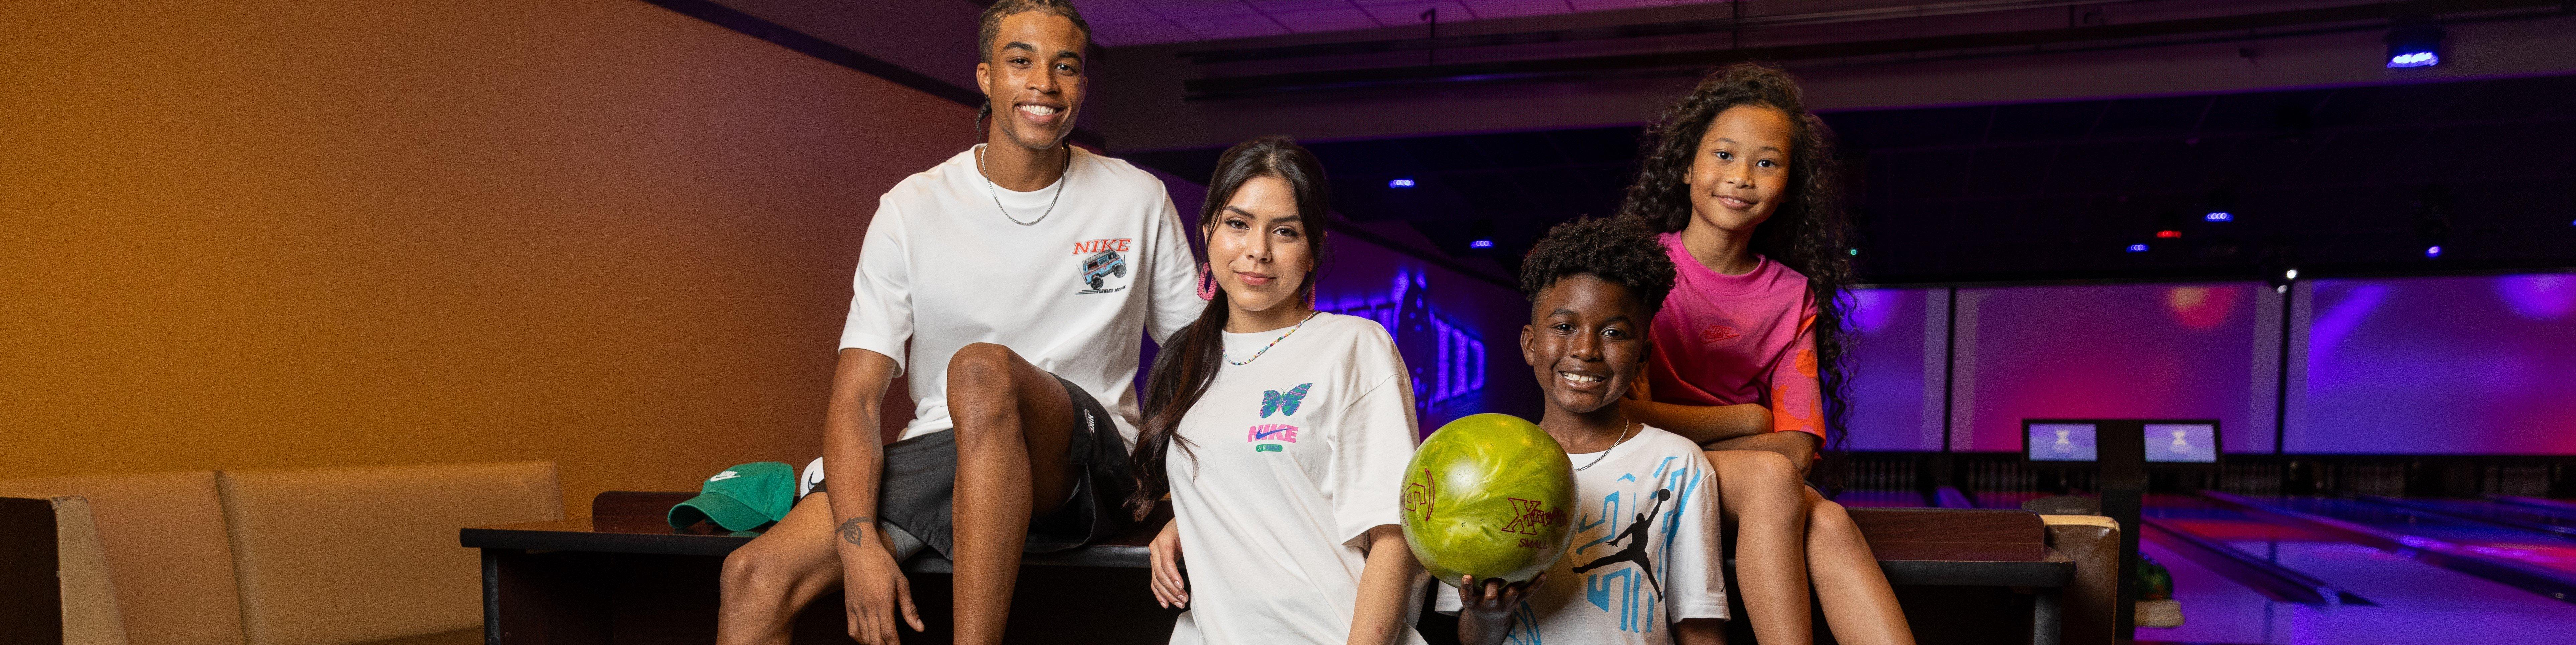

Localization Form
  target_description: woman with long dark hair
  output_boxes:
[1616,63,1914,644]
[1128,136,1428,645]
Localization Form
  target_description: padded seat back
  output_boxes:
[217,462,562,645]
[0,493,131,645]
[0,471,244,645]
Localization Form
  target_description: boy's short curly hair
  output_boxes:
[1518,215,1677,319]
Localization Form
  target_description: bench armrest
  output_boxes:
[2042,515,2120,645]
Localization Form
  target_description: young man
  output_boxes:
[715,3,1201,645]
[1443,215,1727,645]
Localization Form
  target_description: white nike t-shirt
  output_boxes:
[1436,425,1728,645]
[1165,312,1429,645]
[839,145,1201,445]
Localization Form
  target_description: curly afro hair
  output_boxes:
[1518,215,1676,320]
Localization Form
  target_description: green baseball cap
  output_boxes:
[668,461,796,531]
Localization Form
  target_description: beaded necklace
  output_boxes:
[1226,311,1320,366]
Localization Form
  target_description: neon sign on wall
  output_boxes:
[1318,270,1487,409]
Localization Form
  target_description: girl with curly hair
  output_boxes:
[1615,63,1914,644]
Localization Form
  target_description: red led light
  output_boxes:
[2156,230,2182,238]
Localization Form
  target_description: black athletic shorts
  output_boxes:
[808,373,1134,558]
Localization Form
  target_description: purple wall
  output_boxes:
[1845,288,1942,451]
[1953,283,2275,453]
[2291,274,2576,454]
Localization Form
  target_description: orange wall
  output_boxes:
[0,0,974,514]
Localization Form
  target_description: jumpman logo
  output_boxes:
[1571,488,1672,593]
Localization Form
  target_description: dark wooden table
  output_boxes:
[464,493,2071,645]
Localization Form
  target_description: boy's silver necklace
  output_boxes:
[1573,422,1636,472]
[978,145,1068,226]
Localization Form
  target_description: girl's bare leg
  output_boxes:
[1803,488,1915,645]
[1709,449,1813,645]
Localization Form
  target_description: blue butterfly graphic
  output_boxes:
[1261,383,1314,418]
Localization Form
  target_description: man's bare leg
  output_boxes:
[1709,449,1814,645]
[718,493,847,645]
[945,342,1083,645]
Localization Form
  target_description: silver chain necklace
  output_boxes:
[978,144,1069,226]
[1572,422,1637,472]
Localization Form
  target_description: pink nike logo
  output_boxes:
[1246,424,1299,443]
[1701,324,1739,342]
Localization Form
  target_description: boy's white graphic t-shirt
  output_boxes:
[838,145,1201,445]
[1437,425,1727,644]
[1165,313,1430,645]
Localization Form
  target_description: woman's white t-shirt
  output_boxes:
[1166,312,1430,645]
[838,145,1202,444]
[1435,425,1728,644]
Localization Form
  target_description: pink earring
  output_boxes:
[1196,262,1217,300]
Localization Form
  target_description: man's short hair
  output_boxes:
[1518,215,1678,320]
[978,0,1092,62]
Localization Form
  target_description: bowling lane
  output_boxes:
[2252,496,2576,578]
[2375,497,2576,538]
[2141,495,2576,643]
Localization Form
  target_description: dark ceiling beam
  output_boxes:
[642,0,1106,149]
[1177,0,2140,64]
[1326,219,1516,288]
[1184,0,2573,100]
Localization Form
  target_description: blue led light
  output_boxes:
[1387,178,1416,188]
[2425,245,2443,258]
[1318,271,1485,409]
[1467,239,1493,249]
[2388,51,2438,68]
[2205,212,2233,222]
[2128,243,2150,253]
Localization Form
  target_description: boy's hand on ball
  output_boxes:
[1455,573,1545,645]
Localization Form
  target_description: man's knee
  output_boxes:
[947,342,1019,393]
[721,545,787,601]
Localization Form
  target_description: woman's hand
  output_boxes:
[1455,573,1546,645]
[1148,519,1188,608]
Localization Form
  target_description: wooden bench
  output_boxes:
[462,492,2109,644]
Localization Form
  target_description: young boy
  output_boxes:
[1442,215,1727,645]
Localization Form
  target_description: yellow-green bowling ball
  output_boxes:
[1400,413,1575,587]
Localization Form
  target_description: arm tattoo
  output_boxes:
[836,516,874,546]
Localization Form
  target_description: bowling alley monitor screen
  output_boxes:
[2025,423,2099,462]
[2021,419,2222,465]
[2144,423,2220,464]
